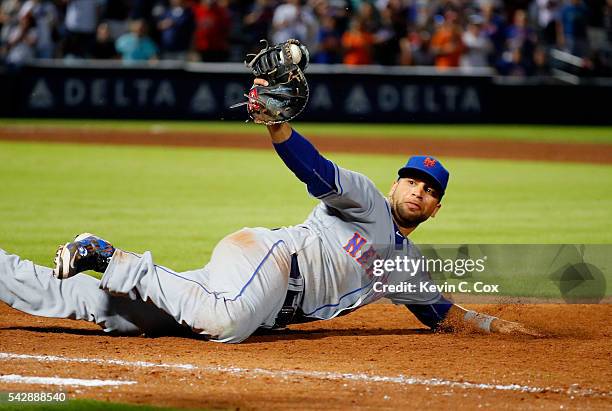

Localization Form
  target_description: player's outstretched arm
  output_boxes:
[252,84,338,199]
[257,76,384,216]
[267,122,292,144]
[443,304,543,337]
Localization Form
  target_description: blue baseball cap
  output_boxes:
[397,155,449,197]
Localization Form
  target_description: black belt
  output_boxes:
[273,253,304,329]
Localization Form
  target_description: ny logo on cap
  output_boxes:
[423,157,437,168]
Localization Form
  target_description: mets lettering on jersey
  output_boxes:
[343,232,367,258]
[342,232,384,280]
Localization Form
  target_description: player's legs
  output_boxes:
[100,228,293,343]
[0,248,183,335]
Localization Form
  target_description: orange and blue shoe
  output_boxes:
[52,233,115,279]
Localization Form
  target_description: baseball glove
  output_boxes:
[230,39,310,125]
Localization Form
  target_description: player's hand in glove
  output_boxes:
[443,305,545,337]
[230,39,310,125]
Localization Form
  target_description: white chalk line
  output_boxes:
[0,352,608,398]
[0,374,136,387]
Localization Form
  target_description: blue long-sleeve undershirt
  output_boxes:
[405,296,453,330]
[273,129,338,198]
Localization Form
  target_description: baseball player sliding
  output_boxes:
[0,40,540,342]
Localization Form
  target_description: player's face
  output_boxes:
[389,177,441,228]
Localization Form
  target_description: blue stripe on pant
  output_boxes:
[0,248,181,335]
[99,228,293,343]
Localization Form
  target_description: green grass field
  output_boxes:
[0,131,610,298]
[1,119,612,144]
[1,140,611,267]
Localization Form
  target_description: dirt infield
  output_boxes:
[1,125,612,163]
[0,303,611,410]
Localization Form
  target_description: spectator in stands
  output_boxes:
[101,0,130,39]
[323,0,349,34]
[430,9,464,68]
[461,14,493,69]
[3,12,37,65]
[533,0,560,46]
[398,30,412,65]
[533,44,552,74]
[62,0,101,58]
[504,9,534,50]
[156,0,195,60]
[271,0,318,47]
[377,0,414,64]
[129,0,155,21]
[115,19,158,62]
[481,1,507,64]
[503,46,530,75]
[384,0,409,40]
[0,0,609,74]
[584,0,607,51]
[341,16,374,64]
[373,4,399,64]
[559,0,589,56]
[410,0,433,29]
[399,29,435,65]
[243,0,275,55]
[91,22,118,58]
[498,9,537,74]
[0,0,20,61]
[313,13,342,63]
[18,0,58,58]
[311,0,329,22]
[357,1,380,33]
[1,0,23,36]
[193,0,231,62]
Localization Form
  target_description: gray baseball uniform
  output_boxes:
[0,129,448,343]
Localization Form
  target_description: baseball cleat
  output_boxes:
[52,233,116,279]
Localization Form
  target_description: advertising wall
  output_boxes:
[2,62,610,124]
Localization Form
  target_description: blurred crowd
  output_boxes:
[1,0,611,75]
